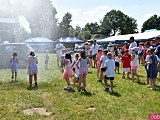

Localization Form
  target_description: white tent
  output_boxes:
[97,30,160,43]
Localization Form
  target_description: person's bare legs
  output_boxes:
[82,74,87,90]
[29,75,33,87]
[15,72,17,81]
[131,69,134,83]
[78,75,83,91]
[34,74,37,86]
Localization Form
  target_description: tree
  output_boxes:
[20,0,58,40]
[100,10,125,36]
[84,22,100,34]
[100,9,138,36]
[119,15,138,35]
[58,12,72,38]
[141,14,160,32]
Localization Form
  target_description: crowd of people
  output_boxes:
[8,36,160,91]
[60,36,160,92]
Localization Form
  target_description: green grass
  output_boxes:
[0,54,160,120]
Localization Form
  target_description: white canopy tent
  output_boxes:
[97,30,160,43]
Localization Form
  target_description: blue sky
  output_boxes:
[52,0,160,32]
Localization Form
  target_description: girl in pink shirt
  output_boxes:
[96,49,103,80]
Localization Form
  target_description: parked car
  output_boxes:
[0,43,34,69]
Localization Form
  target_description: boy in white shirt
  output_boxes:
[99,49,108,82]
[104,52,115,92]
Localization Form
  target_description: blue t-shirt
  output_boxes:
[156,45,160,58]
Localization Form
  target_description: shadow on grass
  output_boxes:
[155,85,160,91]
[88,71,92,74]
[81,91,95,97]
[27,86,39,91]
[64,88,76,92]
[109,91,121,97]
[136,81,146,85]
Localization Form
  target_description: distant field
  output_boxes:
[0,53,159,120]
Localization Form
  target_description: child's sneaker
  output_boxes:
[105,87,109,92]
[35,82,38,86]
[122,76,125,79]
[98,79,102,82]
[82,88,87,92]
[64,86,71,90]
[78,88,81,92]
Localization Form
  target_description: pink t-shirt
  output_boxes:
[96,53,102,67]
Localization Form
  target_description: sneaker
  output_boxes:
[122,76,125,79]
[82,88,87,92]
[105,87,109,92]
[98,79,102,82]
[64,86,71,90]
[78,88,81,92]
[11,76,14,79]
[35,82,38,86]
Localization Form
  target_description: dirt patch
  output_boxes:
[86,106,96,111]
[23,108,52,116]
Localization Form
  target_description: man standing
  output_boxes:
[129,36,137,55]
[55,40,65,66]
[154,36,160,79]
[90,40,99,68]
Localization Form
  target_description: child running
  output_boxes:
[115,53,121,74]
[131,47,139,83]
[121,49,131,79]
[99,49,108,82]
[27,51,38,88]
[62,53,73,90]
[96,49,103,81]
[71,53,80,84]
[104,52,115,92]
[76,51,90,92]
[10,52,19,81]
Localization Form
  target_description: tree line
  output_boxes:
[1,0,160,41]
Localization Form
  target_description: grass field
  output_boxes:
[0,54,160,120]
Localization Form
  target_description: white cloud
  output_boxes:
[56,5,110,28]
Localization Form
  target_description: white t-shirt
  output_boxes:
[129,41,137,55]
[65,59,72,68]
[104,59,115,77]
[131,54,138,66]
[115,56,121,62]
[100,55,108,68]
[91,44,99,55]
[56,43,65,57]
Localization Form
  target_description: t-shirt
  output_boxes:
[100,55,108,68]
[155,45,160,58]
[96,53,102,66]
[56,43,65,56]
[131,54,138,66]
[65,59,72,68]
[28,56,38,64]
[104,59,115,77]
[91,44,99,55]
[129,41,137,55]
[115,56,121,62]
[121,54,131,68]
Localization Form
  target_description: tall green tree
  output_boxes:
[100,10,125,36]
[58,12,72,38]
[100,9,138,36]
[20,0,58,40]
[141,14,160,32]
[84,22,100,34]
[119,15,138,35]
